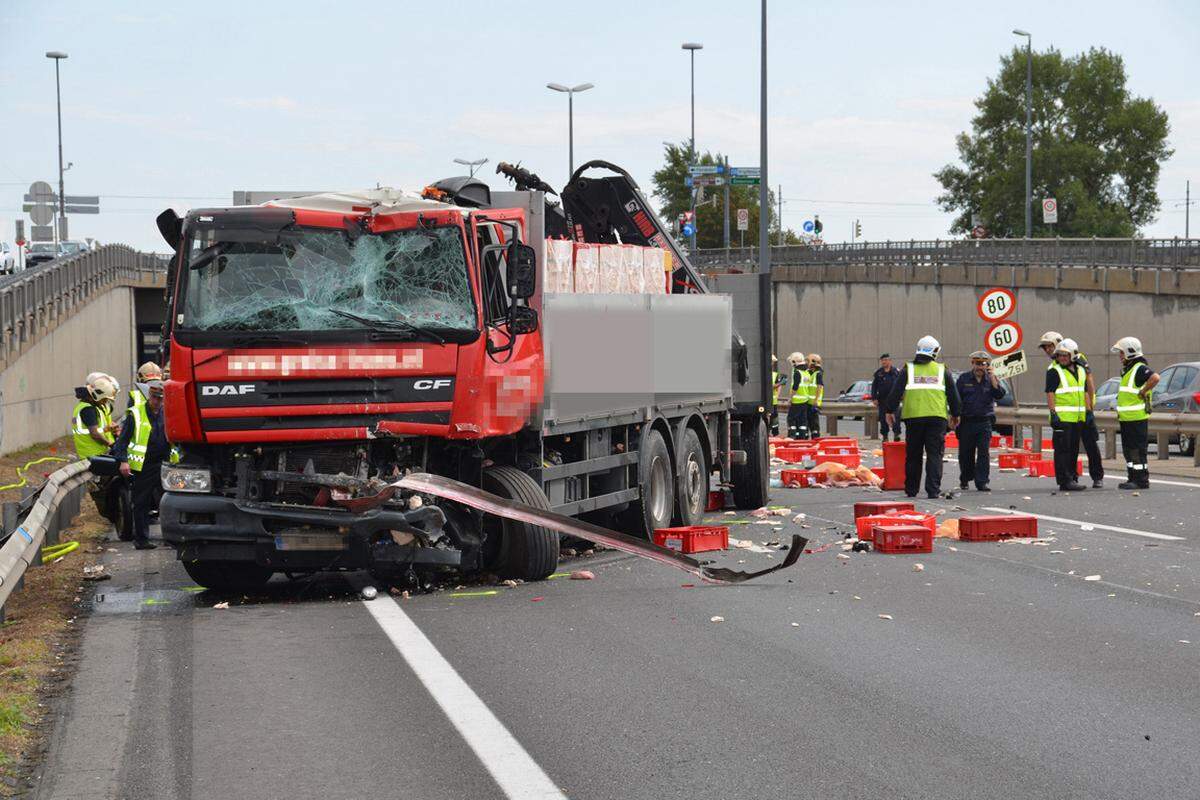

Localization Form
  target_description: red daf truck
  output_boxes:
[153,162,772,592]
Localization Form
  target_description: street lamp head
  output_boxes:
[681,42,703,50]
[45,51,68,59]
[546,82,570,93]
[1012,29,1030,37]
[453,157,487,167]
[571,82,594,93]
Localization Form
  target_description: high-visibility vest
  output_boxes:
[772,371,780,405]
[127,404,151,472]
[809,368,824,408]
[901,361,948,420]
[1051,364,1086,423]
[791,368,813,405]
[72,401,112,459]
[1116,364,1152,422]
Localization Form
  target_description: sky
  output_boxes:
[1,0,1197,252]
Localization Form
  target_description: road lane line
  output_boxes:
[980,507,1185,541]
[362,597,567,800]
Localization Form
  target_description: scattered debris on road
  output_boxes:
[569,570,595,581]
[710,616,725,623]
[361,586,379,600]
[878,614,894,621]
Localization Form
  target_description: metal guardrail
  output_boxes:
[0,245,168,368]
[696,238,1200,271]
[779,402,1200,467]
[0,461,91,620]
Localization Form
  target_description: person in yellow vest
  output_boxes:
[72,375,118,459]
[770,355,788,435]
[1045,338,1088,492]
[806,354,824,439]
[883,336,961,498]
[1111,336,1160,490]
[113,380,169,550]
[787,352,811,439]
[128,361,163,418]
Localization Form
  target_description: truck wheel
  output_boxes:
[731,417,769,509]
[115,484,134,542]
[481,466,559,581]
[674,428,709,527]
[1180,433,1195,457]
[618,429,675,539]
[183,561,273,594]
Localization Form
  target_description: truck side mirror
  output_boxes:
[506,242,536,299]
[509,305,538,335]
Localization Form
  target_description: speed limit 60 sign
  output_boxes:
[984,320,1023,356]
[977,288,1015,322]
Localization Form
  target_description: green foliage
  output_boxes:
[935,47,1172,238]
[651,142,800,248]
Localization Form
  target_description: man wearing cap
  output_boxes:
[871,354,903,441]
[955,352,1007,491]
[113,380,169,550]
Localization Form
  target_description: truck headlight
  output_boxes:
[161,465,212,493]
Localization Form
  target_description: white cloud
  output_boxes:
[229,96,300,112]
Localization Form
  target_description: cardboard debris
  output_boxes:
[570,570,595,580]
[935,519,960,539]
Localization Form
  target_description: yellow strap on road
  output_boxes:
[0,456,71,492]
[41,540,79,564]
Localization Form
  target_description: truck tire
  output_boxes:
[731,417,769,509]
[674,428,709,527]
[182,560,273,594]
[481,466,559,581]
[618,429,675,539]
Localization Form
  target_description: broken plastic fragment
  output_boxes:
[569,570,595,581]
[1084,575,1102,581]
[710,615,725,623]
[877,614,893,621]
[912,563,925,572]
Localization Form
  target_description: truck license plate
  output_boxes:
[273,533,348,551]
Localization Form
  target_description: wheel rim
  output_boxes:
[684,454,703,512]
[1181,434,1192,453]
[649,454,671,523]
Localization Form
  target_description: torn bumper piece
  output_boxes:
[395,473,806,584]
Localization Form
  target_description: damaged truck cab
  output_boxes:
[155,164,771,593]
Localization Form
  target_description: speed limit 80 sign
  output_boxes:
[984,320,1023,356]
[977,288,1016,322]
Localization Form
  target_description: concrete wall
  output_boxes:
[0,288,137,453]
[773,281,1200,403]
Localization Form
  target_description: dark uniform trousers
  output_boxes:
[957,418,993,488]
[1081,418,1104,481]
[1119,420,1150,487]
[904,417,947,497]
[787,405,810,439]
[1052,422,1083,489]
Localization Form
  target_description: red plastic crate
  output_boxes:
[653,525,729,554]
[944,432,959,447]
[780,469,828,488]
[855,512,936,542]
[816,445,859,456]
[853,500,916,519]
[1022,438,1055,451]
[870,467,885,480]
[705,490,725,511]
[775,446,818,463]
[813,437,857,447]
[958,514,1038,541]
[998,451,1034,469]
[873,524,933,554]
[814,452,861,469]
[882,441,907,491]
[1027,458,1083,478]
[990,435,1011,448]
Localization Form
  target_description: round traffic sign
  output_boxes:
[30,204,54,225]
[984,320,1023,356]
[28,181,54,204]
[802,220,814,233]
[1042,198,1057,214]
[977,287,1016,322]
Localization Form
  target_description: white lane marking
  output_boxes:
[980,507,1185,541]
[362,597,567,800]
[1149,478,1200,489]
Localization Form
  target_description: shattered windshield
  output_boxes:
[181,225,476,332]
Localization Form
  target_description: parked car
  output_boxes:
[1093,377,1119,412]
[836,379,872,403]
[0,242,16,274]
[1151,361,1200,455]
[25,242,60,267]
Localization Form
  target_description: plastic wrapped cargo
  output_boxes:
[572,242,599,294]
[643,247,666,294]
[598,244,623,294]
[623,245,645,293]
[544,239,574,293]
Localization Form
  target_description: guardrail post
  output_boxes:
[866,408,879,439]
[827,414,838,435]
[1104,423,1117,459]
[1032,424,1044,454]
[1156,431,1170,461]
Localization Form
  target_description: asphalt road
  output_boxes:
[31,447,1200,800]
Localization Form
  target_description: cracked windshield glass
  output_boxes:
[182,226,475,331]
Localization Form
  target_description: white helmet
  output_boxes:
[137,361,163,381]
[1111,336,1143,359]
[808,353,822,367]
[87,375,117,403]
[1054,338,1079,358]
[788,352,806,366]
[916,335,941,358]
[1039,331,1063,348]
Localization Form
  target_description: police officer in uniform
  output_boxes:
[1111,337,1160,489]
[956,351,1006,491]
[1045,338,1088,492]
[113,380,169,550]
[787,352,812,439]
[884,336,961,499]
[806,354,824,439]
[1069,345,1105,487]
[871,354,903,441]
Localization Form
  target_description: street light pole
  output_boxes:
[453,157,488,177]
[546,82,594,178]
[1013,30,1032,238]
[757,0,773,417]
[682,42,703,250]
[46,51,68,246]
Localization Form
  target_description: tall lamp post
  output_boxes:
[546,82,593,178]
[453,157,488,177]
[46,50,68,245]
[1012,30,1032,238]
[682,42,703,250]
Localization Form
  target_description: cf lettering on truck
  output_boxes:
[152,161,773,593]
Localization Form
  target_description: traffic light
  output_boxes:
[854,220,861,239]
[813,215,823,235]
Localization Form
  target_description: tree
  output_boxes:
[651,142,800,248]
[935,47,1172,238]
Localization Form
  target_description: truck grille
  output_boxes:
[202,411,450,432]
[196,377,454,407]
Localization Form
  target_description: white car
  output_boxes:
[0,242,16,275]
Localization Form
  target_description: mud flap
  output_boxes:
[395,473,805,584]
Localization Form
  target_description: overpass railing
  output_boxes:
[694,238,1200,270]
[0,245,168,368]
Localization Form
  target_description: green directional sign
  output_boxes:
[730,176,760,186]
